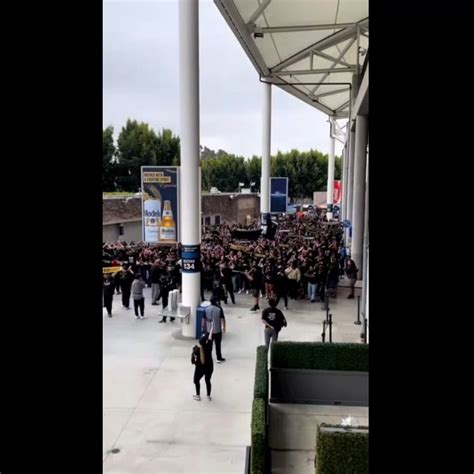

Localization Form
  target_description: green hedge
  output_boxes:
[254,345,269,400]
[315,424,368,474]
[270,342,368,372]
[251,398,266,474]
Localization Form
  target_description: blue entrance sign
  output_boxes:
[182,244,201,273]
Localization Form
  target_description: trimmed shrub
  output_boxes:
[315,423,368,473]
[254,345,269,400]
[270,342,368,372]
[251,398,266,474]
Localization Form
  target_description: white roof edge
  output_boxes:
[214,0,269,76]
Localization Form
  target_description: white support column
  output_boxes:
[260,82,271,219]
[365,245,369,343]
[179,0,201,338]
[326,123,336,220]
[345,125,355,245]
[350,114,368,271]
[341,144,348,221]
[360,148,369,342]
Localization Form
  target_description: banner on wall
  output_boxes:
[333,180,342,205]
[270,177,289,213]
[141,167,179,244]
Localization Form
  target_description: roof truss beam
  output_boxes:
[335,100,350,112]
[314,87,350,99]
[247,0,271,25]
[310,37,357,95]
[260,22,357,33]
[312,50,354,68]
[269,66,355,77]
[270,18,368,73]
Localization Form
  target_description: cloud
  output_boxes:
[103,1,343,157]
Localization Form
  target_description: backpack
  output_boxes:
[191,345,199,365]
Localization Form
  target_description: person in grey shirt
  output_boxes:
[131,274,147,320]
[203,297,226,363]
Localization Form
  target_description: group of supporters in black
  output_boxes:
[102,213,359,318]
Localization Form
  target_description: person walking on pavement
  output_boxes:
[113,269,122,295]
[203,297,226,363]
[103,273,115,317]
[158,270,175,323]
[275,267,289,310]
[119,264,134,310]
[191,333,214,401]
[304,266,318,303]
[150,260,162,305]
[246,264,262,312]
[131,273,147,320]
[221,262,235,304]
[345,258,358,299]
[285,260,301,300]
[261,298,287,347]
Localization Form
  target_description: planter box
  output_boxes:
[270,368,368,406]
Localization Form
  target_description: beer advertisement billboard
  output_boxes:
[141,166,179,244]
[270,177,288,213]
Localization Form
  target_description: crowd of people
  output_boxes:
[103,213,359,317]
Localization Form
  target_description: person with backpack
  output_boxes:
[203,297,226,363]
[191,333,214,401]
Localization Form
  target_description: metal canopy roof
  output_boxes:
[214,0,368,119]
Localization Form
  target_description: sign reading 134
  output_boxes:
[181,244,200,273]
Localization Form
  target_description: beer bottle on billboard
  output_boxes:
[144,187,161,243]
[160,200,176,242]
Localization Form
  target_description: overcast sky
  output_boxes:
[103,0,343,158]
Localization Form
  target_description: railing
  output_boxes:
[354,295,362,325]
[244,445,250,474]
[321,285,333,342]
[321,313,333,343]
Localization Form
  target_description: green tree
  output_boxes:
[156,128,181,166]
[116,119,158,191]
[245,155,262,191]
[103,126,117,191]
[335,156,341,180]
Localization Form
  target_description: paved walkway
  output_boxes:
[103,283,364,473]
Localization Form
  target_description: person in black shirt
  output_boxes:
[211,269,227,305]
[150,261,162,305]
[113,270,122,295]
[345,258,358,299]
[220,262,235,304]
[119,264,134,310]
[261,298,287,347]
[246,264,262,311]
[264,262,277,300]
[103,274,115,317]
[158,271,175,323]
[191,333,214,401]
[304,266,318,303]
[274,267,289,310]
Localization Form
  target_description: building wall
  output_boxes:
[202,194,260,225]
[103,221,142,243]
